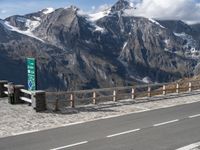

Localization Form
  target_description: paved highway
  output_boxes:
[1,101,200,150]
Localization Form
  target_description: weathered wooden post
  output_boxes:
[113,90,117,102]
[131,88,135,99]
[176,83,179,93]
[55,95,59,111]
[148,87,151,97]
[188,82,192,92]
[70,93,75,108]
[93,91,96,105]
[7,82,14,104]
[0,80,8,98]
[31,91,46,112]
[14,85,25,104]
[163,85,166,95]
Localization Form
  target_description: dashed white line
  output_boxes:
[50,141,88,150]
[153,119,179,127]
[107,128,140,138]
[189,114,200,118]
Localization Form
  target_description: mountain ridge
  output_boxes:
[0,0,199,91]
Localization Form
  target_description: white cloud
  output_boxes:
[97,4,111,12]
[132,0,200,24]
[0,10,7,14]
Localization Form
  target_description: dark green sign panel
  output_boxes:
[27,58,37,91]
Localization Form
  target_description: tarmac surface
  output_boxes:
[1,95,200,150]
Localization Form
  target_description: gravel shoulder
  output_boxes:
[1,91,200,138]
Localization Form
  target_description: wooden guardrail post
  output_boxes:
[55,95,59,111]
[70,93,75,108]
[188,82,192,92]
[113,90,117,102]
[7,82,15,104]
[163,85,166,95]
[0,80,8,98]
[148,87,151,97]
[131,88,135,99]
[14,85,24,104]
[93,91,96,105]
[176,83,179,93]
[31,91,46,112]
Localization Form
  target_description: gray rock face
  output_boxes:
[34,7,91,50]
[157,20,193,34]
[0,0,199,91]
[158,20,200,49]
[190,23,200,47]
[110,0,133,12]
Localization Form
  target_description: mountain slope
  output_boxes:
[0,0,199,91]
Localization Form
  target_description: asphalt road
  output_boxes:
[1,101,200,150]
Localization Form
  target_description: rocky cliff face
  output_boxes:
[0,0,199,91]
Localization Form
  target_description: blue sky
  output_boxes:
[0,0,117,19]
[0,0,200,24]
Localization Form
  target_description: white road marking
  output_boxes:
[189,114,200,118]
[62,121,85,127]
[176,141,200,150]
[13,130,39,136]
[153,119,179,127]
[50,141,88,150]
[107,128,140,138]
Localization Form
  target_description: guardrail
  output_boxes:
[1,79,200,112]
[46,79,200,111]
[20,89,32,103]
[0,80,46,112]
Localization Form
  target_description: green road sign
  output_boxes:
[27,58,37,91]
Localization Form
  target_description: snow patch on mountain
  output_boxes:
[123,41,128,50]
[129,1,135,8]
[86,17,106,33]
[174,32,200,58]
[33,16,41,21]
[164,39,170,46]
[148,18,165,29]
[89,9,110,22]
[1,21,44,42]
[15,17,41,31]
[142,76,152,83]
[94,25,105,32]
[25,19,40,31]
[174,32,197,49]
[42,8,54,14]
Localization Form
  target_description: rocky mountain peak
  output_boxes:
[111,0,133,12]
[68,5,79,12]
[48,6,79,27]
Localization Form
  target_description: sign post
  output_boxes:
[27,58,37,91]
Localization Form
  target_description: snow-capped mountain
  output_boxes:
[0,0,199,90]
[110,0,134,12]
